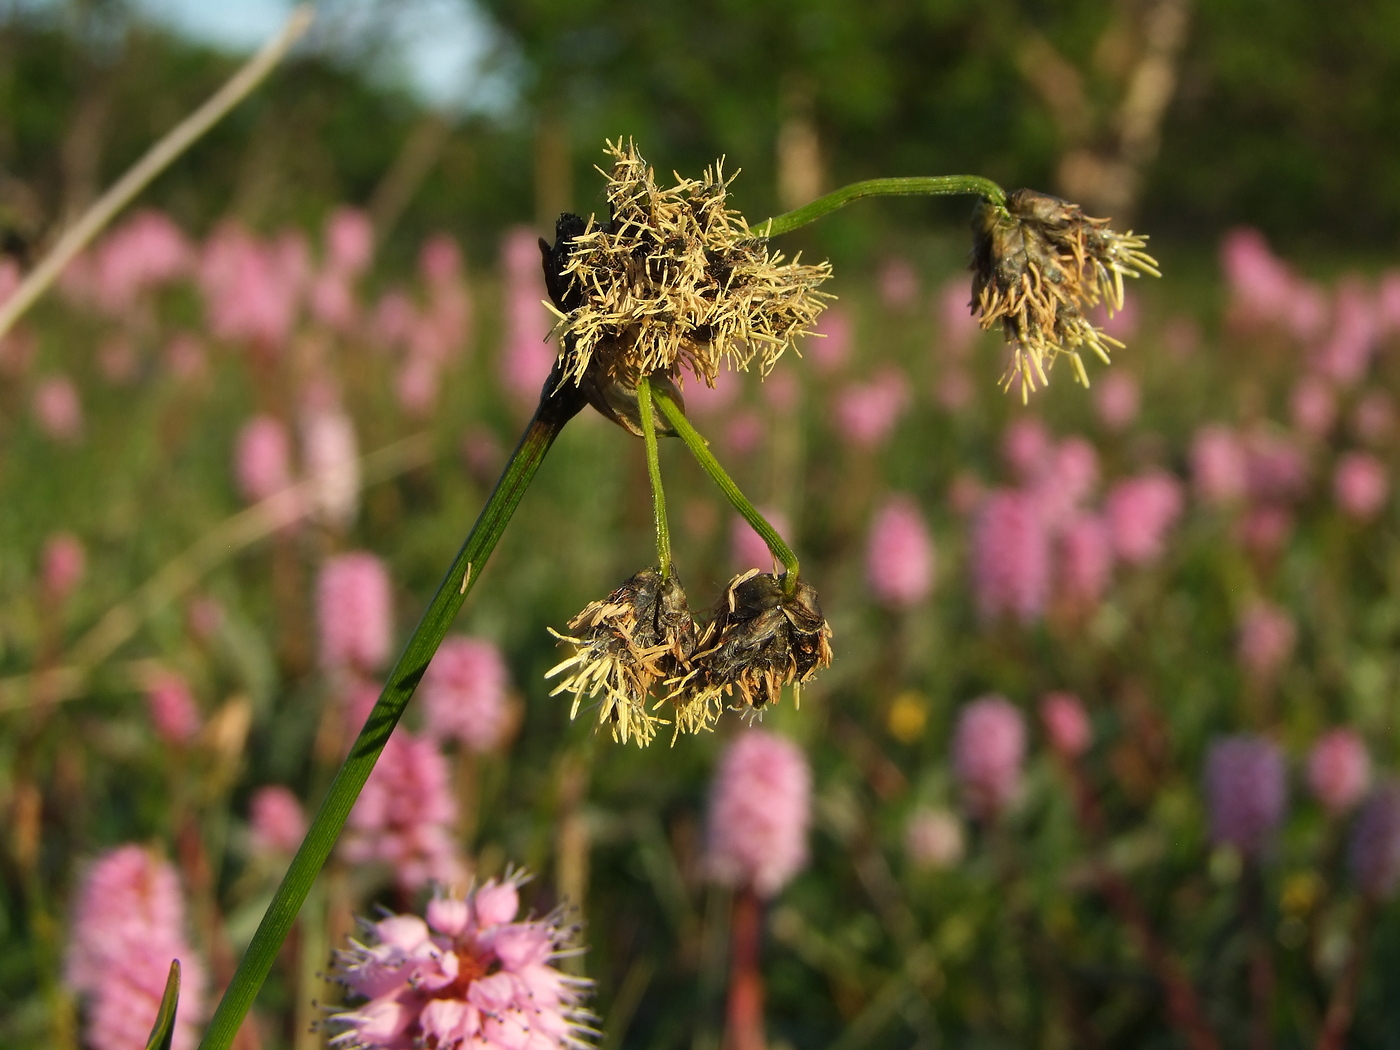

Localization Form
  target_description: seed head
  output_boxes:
[544,140,832,412]
[669,570,832,735]
[547,568,696,747]
[971,189,1158,401]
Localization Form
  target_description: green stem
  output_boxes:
[651,389,799,584]
[636,376,672,578]
[197,375,585,1050]
[755,175,1007,238]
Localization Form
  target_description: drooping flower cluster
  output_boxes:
[971,189,1158,399]
[330,872,595,1050]
[705,730,812,897]
[65,845,207,1050]
[549,140,832,401]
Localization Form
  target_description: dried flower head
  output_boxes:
[545,141,832,408]
[547,568,696,747]
[669,570,832,735]
[971,189,1158,400]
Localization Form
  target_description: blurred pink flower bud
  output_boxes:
[1352,391,1395,446]
[1054,514,1113,612]
[421,637,513,753]
[1105,472,1183,565]
[397,354,441,418]
[343,731,465,892]
[1237,602,1296,682]
[1307,729,1370,817]
[499,227,555,404]
[1031,437,1099,529]
[1333,451,1388,520]
[682,373,737,417]
[88,210,191,315]
[1094,370,1140,430]
[806,304,853,373]
[1221,227,1297,326]
[186,596,223,641]
[199,223,304,350]
[834,366,909,449]
[723,408,765,456]
[1244,430,1309,503]
[318,553,393,672]
[33,375,83,441]
[953,696,1026,819]
[145,671,201,745]
[938,277,981,359]
[731,508,790,571]
[249,785,308,856]
[706,730,812,897]
[1314,277,1376,387]
[1192,425,1248,505]
[1289,376,1336,439]
[877,256,918,309]
[65,845,207,1050]
[1001,417,1050,480]
[325,208,374,276]
[309,270,357,329]
[866,495,935,608]
[1040,692,1091,758]
[234,415,293,503]
[42,532,86,601]
[420,233,463,286]
[373,289,417,348]
[1350,780,1400,899]
[971,489,1050,623]
[1237,504,1294,558]
[1205,735,1286,857]
[904,806,965,869]
[301,403,360,527]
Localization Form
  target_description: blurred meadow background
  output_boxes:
[6,1,1400,1049]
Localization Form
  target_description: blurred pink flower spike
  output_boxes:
[866,494,935,609]
[1040,692,1091,759]
[249,786,309,857]
[971,489,1050,624]
[953,696,1026,820]
[706,730,812,898]
[1307,729,1371,817]
[421,637,515,754]
[1205,735,1286,859]
[1333,451,1388,520]
[41,532,86,602]
[318,552,393,673]
[145,671,202,746]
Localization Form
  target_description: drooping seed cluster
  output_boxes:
[548,568,832,746]
[971,189,1159,401]
[550,140,833,397]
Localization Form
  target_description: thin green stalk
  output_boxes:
[754,175,1006,238]
[651,389,798,583]
[197,377,585,1050]
[636,376,672,577]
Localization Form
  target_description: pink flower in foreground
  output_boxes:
[953,696,1026,820]
[318,553,393,672]
[904,806,965,870]
[866,495,935,608]
[1192,425,1248,505]
[33,375,83,441]
[1307,729,1370,816]
[730,509,790,572]
[1351,781,1400,900]
[249,786,308,856]
[66,845,206,1050]
[145,672,201,745]
[330,872,593,1050]
[421,637,514,753]
[42,532,86,601]
[1094,370,1140,430]
[1054,514,1113,612]
[706,730,811,898]
[1334,451,1388,520]
[834,367,909,449]
[234,415,293,503]
[1236,602,1296,682]
[1105,472,1183,566]
[971,489,1050,623]
[1040,692,1091,758]
[343,731,465,891]
[1205,735,1286,857]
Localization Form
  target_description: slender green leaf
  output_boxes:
[144,961,181,1050]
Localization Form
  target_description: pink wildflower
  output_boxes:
[904,806,965,869]
[1314,277,1376,387]
[1350,781,1400,900]
[682,372,737,417]
[343,731,465,891]
[952,696,1026,819]
[1244,430,1308,503]
[866,495,935,608]
[706,730,812,898]
[1236,504,1294,558]
[877,256,918,309]
[330,871,594,1050]
[1334,451,1388,520]
[42,532,86,601]
[1220,227,1297,326]
[65,845,206,1050]
[234,415,293,503]
[971,489,1051,623]
[938,277,981,359]
[834,366,909,449]
[1105,472,1183,566]
[1204,735,1286,857]
[500,227,556,404]
[318,553,393,672]
[1237,602,1296,682]
[249,785,308,856]
[1054,514,1113,612]
[806,304,853,373]
[1191,425,1248,505]
[420,233,464,287]
[1306,729,1370,816]
[1031,437,1099,529]
[1001,417,1051,481]
[421,637,514,753]
[1352,391,1395,446]
[1290,376,1336,439]
[730,509,791,572]
[1094,370,1140,430]
[199,223,304,349]
[145,671,201,745]
[33,375,83,441]
[88,210,191,315]
[397,354,441,418]
[302,400,361,527]
[1380,270,1400,334]
[1040,692,1091,758]
[325,208,374,276]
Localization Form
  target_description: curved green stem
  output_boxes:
[197,375,585,1050]
[651,389,799,585]
[636,376,672,578]
[755,175,1007,238]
